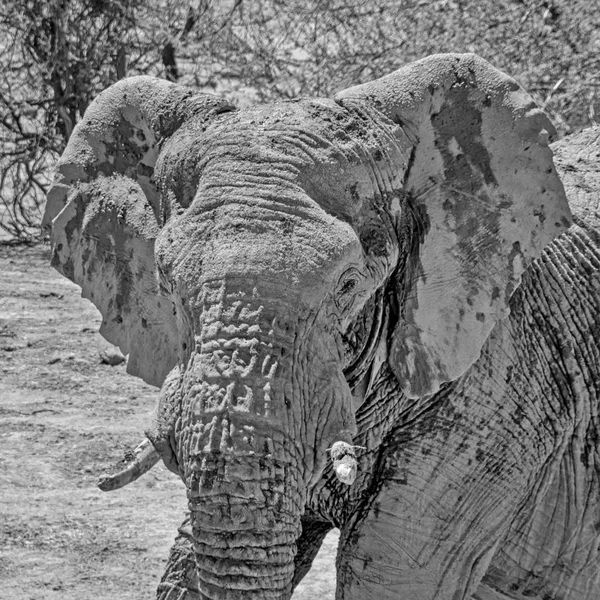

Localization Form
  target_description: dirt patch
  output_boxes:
[0,243,337,599]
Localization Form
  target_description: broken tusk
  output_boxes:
[335,460,357,484]
[329,441,362,485]
[97,438,160,492]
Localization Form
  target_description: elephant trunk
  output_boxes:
[188,454,301,599]
[176,279,310,599]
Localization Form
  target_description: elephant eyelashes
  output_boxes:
[334,268,364,313]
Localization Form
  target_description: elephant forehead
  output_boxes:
[154,99,408,301]
[186,99,410,218]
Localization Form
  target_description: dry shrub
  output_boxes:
[2,0,598,241]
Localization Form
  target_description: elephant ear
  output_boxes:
[43,76,233,387]
[335,53,572,398]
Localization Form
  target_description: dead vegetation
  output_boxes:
[1,0,599,242]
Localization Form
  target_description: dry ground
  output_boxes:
[0,243,338,600]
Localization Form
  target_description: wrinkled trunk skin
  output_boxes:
[154,160,360,597]
[173,277,314,600]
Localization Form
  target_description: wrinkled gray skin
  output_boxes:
[43,53,600,600]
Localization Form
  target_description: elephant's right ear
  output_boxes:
[336,53,572,398]
[43,76,233,387]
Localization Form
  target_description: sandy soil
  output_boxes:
[0,243,338,599]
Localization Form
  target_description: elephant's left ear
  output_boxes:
[335,53,572,398]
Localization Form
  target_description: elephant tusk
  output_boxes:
[97,438,160,491]
[329,441,363,485]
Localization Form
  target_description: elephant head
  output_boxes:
[43,53,571,599]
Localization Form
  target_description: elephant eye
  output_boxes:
[335,268,364,313]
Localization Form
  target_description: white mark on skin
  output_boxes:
[389,193,402,216]
[538,129,550,146]
[263,382,272,417]
[203,415,219,453]
[512,252,524,276]
[447,136,463,158]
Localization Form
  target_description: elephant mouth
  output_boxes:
[342,287,386,391]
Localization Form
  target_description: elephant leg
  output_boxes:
[157,516,199,600]
[292,516,335,590]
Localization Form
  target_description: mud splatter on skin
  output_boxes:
[432,84,498,189]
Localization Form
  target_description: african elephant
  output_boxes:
[42,52,600,599]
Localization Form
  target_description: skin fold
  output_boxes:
[42,53,600,599]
